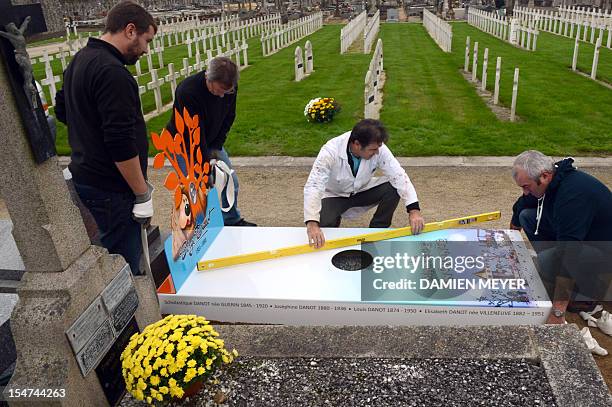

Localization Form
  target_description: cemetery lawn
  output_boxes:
[49,23,611,157]
[28,32,98,47]
[379,22,611,156]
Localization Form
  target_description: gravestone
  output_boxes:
[509,18,519,45]
[386,8,399,22]
[0,11,161,407]
[294,45,304,82]
[304,40,313,74]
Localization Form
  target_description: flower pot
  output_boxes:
[181,379,204,400]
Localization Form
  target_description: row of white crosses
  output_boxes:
[467,8,509,41]
[467,8,538,51]
[364,39,384,119]
[35,12,278,69]
[508,18,539,51]
[142,39,250,114]
[363,10,380,54]
[571,26,606,82]
[340,10,367,54]
[294,41,314,82]
[422,9,453,53]
[559,5,612,28]
[464,37,520,122]
[36,13,272,108]
[260,12,323,57]
[64,21,77,38]
[156,13,281,49]
[513,6,612,50]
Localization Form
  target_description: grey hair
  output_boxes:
[206,56,239,88]
[512,150,555,181]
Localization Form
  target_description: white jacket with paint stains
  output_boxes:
[304,131,419,223]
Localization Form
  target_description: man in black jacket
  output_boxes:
[55,1,156,275]
[166,56,255,226]
[510,150,612,307]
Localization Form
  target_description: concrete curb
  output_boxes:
[56,156,612,168]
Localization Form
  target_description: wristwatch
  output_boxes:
[552,309,565,318]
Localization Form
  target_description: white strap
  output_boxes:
[211,159,235,213]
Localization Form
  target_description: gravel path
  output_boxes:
[121,357,557,407]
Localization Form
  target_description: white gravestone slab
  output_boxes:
[294,46,304,82]
[305,40,314,74]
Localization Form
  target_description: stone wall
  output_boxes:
[12,0,217,34]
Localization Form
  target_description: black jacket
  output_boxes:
[165,70,236,155]
[55,38,148,193]
[511,158,612,241]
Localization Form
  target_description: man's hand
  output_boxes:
[306,221,325,249]
[409,209,425,234]
[510,223,522,231]
[133,181,154,225]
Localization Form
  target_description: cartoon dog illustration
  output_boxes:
[171,183,207,260]
[171,185,195,260]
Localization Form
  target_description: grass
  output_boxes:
[380,23,611,156]
[39,22,611,157]
[27,32,99,47]
[146,24,371,156]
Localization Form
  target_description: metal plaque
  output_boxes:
[76,319,114,376]
[109,288,139,336]
[65,297,107,354]
[101,265,133,311]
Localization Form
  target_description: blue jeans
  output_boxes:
[212,147,242,225]
[518,208,555,252]
[519,208,611,301]
[74,182,142,275]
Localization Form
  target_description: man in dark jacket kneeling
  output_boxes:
[510,150,612,311]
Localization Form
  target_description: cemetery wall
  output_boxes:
[15,0,201,34]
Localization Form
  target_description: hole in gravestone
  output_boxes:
[331,250,373,271]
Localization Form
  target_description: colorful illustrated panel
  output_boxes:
[152,108,224,291]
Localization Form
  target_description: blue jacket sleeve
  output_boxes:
[511,194,538,227]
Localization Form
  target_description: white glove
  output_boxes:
[133,181,154,224]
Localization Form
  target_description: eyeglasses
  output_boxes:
[206,78,235,95]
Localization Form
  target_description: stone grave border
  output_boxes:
[216,324,612,407]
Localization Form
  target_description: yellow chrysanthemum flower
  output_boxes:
[165,343,174,354]
[169,386,184,398]
[150,375,160,386]
[134,389,144,401]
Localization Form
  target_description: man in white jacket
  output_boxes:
[304,119,424,248]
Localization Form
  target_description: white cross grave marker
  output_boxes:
[147,69,165,113]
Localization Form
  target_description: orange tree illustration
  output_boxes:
[151,107,210,215]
